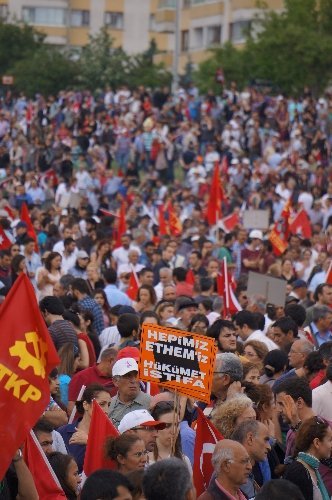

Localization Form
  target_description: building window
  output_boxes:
[181,30,189,52]
[158,0,176,8]
[183,0,191,7]
[104,11,124,29]
[207,25,221,46]
[149,14,157,31]
[22,7,67,26]
[193,27,203,48]
[231,20,251,43]
[70,10,89,27]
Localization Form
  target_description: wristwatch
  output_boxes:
[12,450,23,463]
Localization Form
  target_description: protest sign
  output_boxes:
[243,210,269,230]
[139,324,217,403]
[247,271,287,306]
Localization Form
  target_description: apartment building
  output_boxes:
[0,0,283,71]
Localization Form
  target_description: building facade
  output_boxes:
[0,0,283,71]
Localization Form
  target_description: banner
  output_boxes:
[138,324,216,403]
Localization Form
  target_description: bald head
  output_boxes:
[212,439,252,487]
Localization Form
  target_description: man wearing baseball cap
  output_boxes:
[118,409,166,451]
[109,357,151,428]
[241,229,264,275]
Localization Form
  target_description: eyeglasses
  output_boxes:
[132,450,149,458]
[227,457,251,465]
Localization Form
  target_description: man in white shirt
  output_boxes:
[60,237,78,274]
[113,234,134,267]
[312,362,332,421]
[234,310,278,351]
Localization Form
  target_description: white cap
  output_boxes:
[118,409,166,433]
[77,250,89,259]
[112,357,138,377]
[249,229,263,240]
[231,158,239,165]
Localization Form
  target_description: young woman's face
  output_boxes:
[243,345,260,364]
[66,459,81,495]
[160,306,174,321]
[85,391,111,418]
[118,439,148,473]
[94,293,104,307]
[156,411,179,448]
[316,426,332,459]
[139,289,151,304]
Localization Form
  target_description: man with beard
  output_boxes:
[207,319,238,353]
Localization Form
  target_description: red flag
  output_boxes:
[186,269,196,286]
[0,274,60,478]
[193,407,223,496]
[83,399,119,476]
[289,209,312,239]
[24,430,66,499]
[269,223,288,256]
[207,163,223,225]
[326,262,332,285]
[158,205,168,236]
[0,225,12,250]
[217,258,242,318]
[221,212,240,233]
[167,202,182,237]
[20,202,38,251]
[3,205,14,220]
[114,199,127,248]
[126,271,140,301]
[100,208,119,218]
[281,199,292,241]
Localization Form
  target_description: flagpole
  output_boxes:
[223,257,230,316]
[171,389,180,457]
[69,385,86,424]
[130,264,140,287]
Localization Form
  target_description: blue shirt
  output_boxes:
[58,420,86,473]
[310,321,332,347]
[179,421,195,466]
[78,296,105,336]
[104,284,132,307]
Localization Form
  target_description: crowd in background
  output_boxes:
[1,82,332,500]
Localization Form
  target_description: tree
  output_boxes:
[0,21,44,75]
[194,0,332,95]
[11,47,78,96]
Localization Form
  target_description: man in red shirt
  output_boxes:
[67,347,117,414]
[241,229,263,275]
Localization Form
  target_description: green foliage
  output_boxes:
[0,21,44,75]
[194,0,332,95]
[10,47,78,96]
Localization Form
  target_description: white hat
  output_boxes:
[249,229,263,240]
[118,409,166,433]
[231,158,239,165]
[112,357,138,377]
[76,250,89,259]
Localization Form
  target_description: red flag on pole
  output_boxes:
[207,162,223,225]
[114,199,127,248]
[268,223,288,256]
[126,270,140,301]
[83,399,119,477]
[167,202,182,237]
[289,209,312,239]
[221,212,240,233]
[24,430,66,499]
[0,225,12,250]
[193,407,224,497]
[0,274,60,479]
[281,199,292,241]
[217,258,242,318]
[20,202,38,251]
[326,262,332,285]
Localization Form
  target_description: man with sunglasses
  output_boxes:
[118,409,166,452]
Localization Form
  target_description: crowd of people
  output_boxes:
[1,81,332,500]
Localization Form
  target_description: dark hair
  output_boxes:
[273,316,298,339]
[325,361,332,382]
[252,312,265,331]
[264,349,288,378]
[63,309,81,328]
[199,298,213,313]
[80,469,133,500]
[81,309,101,358]
[24,236,35,245]
[207,319,235,341]
[200,277,213,292]
[303,351,324,377]
[255,479,305,500]
[273,377,312,407]
[137,284,157,305]
[93,288,111,312]
[59,274,75,290]
[140,310,159,326]
[243,382,273,420]
[103,268,117,284]
[117,313,139,339]
[319,341,332,362]
[11,254,25,274]
[125,469,144,499]
[151,401,183,461]
[33,419,54,434]
[39,296,65,316]
[75,384,108,414]
[295,417,329,453]
[105,434,142,463]
[172,267,187,282]
[314,283,331,302]
[143,457,192,500]
[71,278,90,295]
[234,310,257,330]
[189,313,209,331]
[284,304,306,327]
[47,452,78,500]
